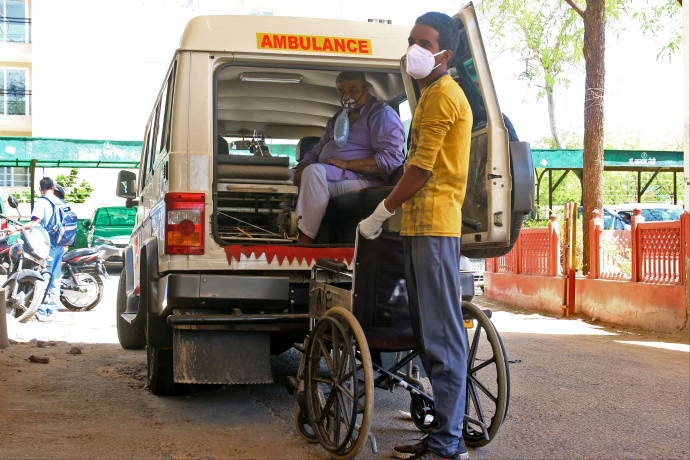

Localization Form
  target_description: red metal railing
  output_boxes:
[487,216,561,276]
[633,215,688,284]
[489,209,689,286]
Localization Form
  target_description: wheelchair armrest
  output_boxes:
[314,257,349,274]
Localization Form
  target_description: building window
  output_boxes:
[1,0,29,43]
[0,67,29,115]
[0,167,30,186]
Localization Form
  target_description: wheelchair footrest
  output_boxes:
[314,257,349,274]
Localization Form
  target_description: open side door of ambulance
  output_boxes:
[401,2,534,258]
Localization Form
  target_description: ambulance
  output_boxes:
[115,4,534,394]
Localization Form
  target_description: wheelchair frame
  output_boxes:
[287,238,510,459]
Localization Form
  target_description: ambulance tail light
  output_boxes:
[164,193,205,255]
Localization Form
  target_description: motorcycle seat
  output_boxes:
[63,247,100,263]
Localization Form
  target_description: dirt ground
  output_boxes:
[0,276,323,459]
[1,276,688,459]
[0,338,325,459]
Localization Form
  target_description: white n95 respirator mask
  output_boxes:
[405,44,446,80]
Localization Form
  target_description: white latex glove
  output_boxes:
[359,200,394,240]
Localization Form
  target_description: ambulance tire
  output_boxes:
[147,345,187,396]
[116,270,146,350]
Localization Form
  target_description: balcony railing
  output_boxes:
[1,16,31,43]
[0,89,32,115]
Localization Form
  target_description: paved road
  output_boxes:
[2,272,688,459]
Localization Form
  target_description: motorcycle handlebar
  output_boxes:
[0,212,25,229]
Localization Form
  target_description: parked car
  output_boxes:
[608,203,684,223]
[84,206,137,265]
[578,205,630,230]
[460,255,485,293]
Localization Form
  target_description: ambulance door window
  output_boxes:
[449,21,487,131]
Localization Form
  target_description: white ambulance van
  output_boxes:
[115,4,534,394]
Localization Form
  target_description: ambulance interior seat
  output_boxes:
[295,136,320,163]
[217,135,229,155]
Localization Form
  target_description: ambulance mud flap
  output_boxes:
[173,329,273,384]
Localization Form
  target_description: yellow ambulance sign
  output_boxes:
[257,33,372,55]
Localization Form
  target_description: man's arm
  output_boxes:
[322,156,379,175]
[357,164,431,239]
[383,165,432,211]
[322,105,405,176]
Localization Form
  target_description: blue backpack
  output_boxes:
[42,196,78,247]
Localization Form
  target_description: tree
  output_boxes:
[477,1,584,148]
[55,168,94,204]
[634,0,683,62]
[561,0,605,275]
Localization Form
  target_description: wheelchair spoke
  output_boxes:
[316,336,335,373]
[468,373,499,402]
[470,355,497,374]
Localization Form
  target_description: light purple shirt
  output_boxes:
[301,97,405,184]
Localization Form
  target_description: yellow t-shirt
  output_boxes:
[401,74,472,237]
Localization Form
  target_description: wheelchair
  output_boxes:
[287,232,510,459]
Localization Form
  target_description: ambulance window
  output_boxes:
[153,67,175,166]
[451,22,488,130]
[155,62,176,164]
[396,99,413,155]
[398,100,412,125]
[140,120,155,193]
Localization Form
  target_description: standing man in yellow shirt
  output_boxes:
[359,11,472,460]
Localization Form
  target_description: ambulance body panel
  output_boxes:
[115,5,532,391]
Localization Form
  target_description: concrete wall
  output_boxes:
[485,272,687,333]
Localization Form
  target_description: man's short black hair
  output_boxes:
[415,12,460,59]
[336,71,369,88]
[39,177,54,191]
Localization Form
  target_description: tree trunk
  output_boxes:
[581,0,606,275]
[546,83,563,149]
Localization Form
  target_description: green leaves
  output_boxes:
[55,168,94,204]
[632,0,682,62]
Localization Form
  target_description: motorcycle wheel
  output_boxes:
[10,278,48,323]
[60,273,104,312]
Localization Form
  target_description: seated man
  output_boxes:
[293,71,405,243]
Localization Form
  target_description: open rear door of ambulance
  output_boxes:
[401,2,534,258]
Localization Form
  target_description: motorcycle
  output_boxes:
[1,196,51,323]
[59,247,109,311]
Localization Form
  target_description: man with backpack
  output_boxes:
[26,177,65,315]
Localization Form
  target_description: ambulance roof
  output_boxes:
[180,15,410,59]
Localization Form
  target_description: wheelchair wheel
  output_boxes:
[409,394,434,432]
[462,301,509,447]
[294,406,318,444]
[305,307,374,460]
